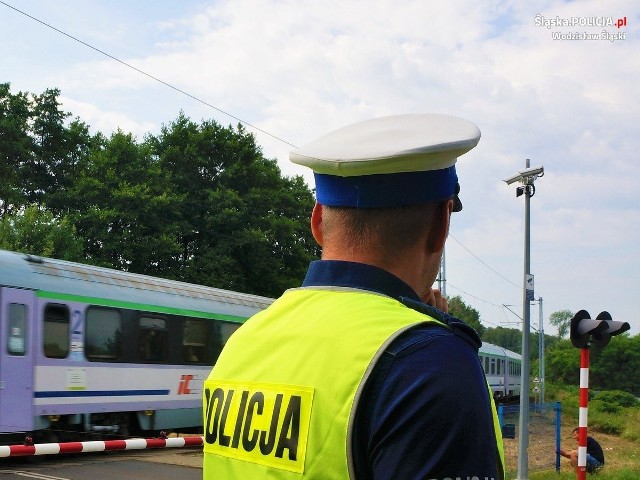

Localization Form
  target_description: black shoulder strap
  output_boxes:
[397,296,482,350]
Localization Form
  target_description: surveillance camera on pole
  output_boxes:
[503,165,545,185]
[505,159,544,480]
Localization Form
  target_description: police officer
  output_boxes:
[203,113,505,479]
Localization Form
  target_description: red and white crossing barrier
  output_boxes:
[0,435,203,458]
[577,347,590,480]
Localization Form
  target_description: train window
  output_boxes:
[182,319,241,364]
[221,322,240,344]
[484,356,489,372]
[490,358,496,375]
[85,307,122,360]
[44,304,70,358]
[184,319,208,362]
[211,321,241,363]
[183,319,207,363]
[7,303,27,356]
[139,316,168,362]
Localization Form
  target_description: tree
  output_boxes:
[0,83,94,218]
[22,88,69,207]
[0,83,33,217]
[69,129,183,276]
[545,333,640,397]
[549,309,573,338]
[590,334,640,396]
[544,339,579,385]
[482,326,522,352]
[0,205,83,260]
[1,85,319,298]
[148,113,318,297]
[448,295,485,337]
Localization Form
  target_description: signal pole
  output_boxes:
[538,297,545,404]
[570,310,629,479]
[504,159,544,480]
[437,247,447,297]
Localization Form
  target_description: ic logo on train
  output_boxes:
[177,374,201,395]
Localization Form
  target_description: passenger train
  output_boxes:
[0,249,272,444]
[478,341,522,401]
[0,249,522,444]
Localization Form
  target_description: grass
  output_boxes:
[501,385,640,479]
[504,414,640,479]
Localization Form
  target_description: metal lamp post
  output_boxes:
[504,159,544,480]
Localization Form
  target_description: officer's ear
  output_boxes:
[311,202,323,247]
[426,199,453,254]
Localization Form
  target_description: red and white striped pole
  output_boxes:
[570,309,629,479]
[0,435,203,458]
[577,347,590,480]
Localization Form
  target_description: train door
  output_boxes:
[0,287,35,432]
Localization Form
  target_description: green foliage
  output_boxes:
[588,391,640,438]
[546,336,640,398]
[0,83,32,216]
[545,339,580,384]
[0,83,94,217]
[147,113,318,296]
[531,470,640,480]
[481,326,560,365]
[620,409,640,442]
[482,326,521,352]
[590,335,640,396]
[593,390,640,409]
[553,384,580,420]
[69,129,183,277]
[1,84,319,299]
[447,295,484,336]
[0,205,83,260]
[549,309,573,338]
[588,406,626,435]
[550,384,640,442]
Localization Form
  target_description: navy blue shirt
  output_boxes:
[587,436,605,464]
[302,260,500,480]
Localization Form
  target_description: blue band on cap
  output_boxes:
[314,166,458,208]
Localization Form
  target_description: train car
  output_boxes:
[478,342,522,401]
[0,249,273,444]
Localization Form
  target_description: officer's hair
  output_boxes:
[322,201,445,253]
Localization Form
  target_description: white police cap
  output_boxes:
[290,113,480,209]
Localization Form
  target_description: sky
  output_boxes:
[1,0,639,337]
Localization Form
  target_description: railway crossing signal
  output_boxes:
[569,309,629,480]
[590,311,630,348]
[570,310,630,349]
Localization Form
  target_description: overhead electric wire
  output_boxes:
[446,234,545,328]
[447,282,504,308]
[446,283,510,329]
[449,233,520,289]
[3,1,543,323]
[0,0,298,149]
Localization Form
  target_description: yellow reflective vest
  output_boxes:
[203,287,505,478]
